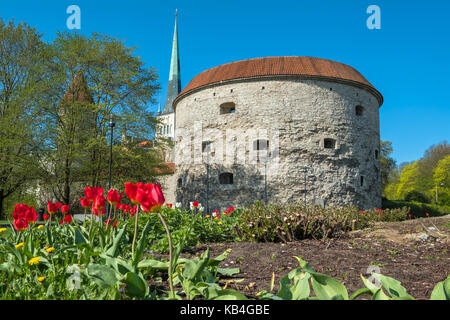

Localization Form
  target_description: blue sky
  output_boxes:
[1,0,449,165]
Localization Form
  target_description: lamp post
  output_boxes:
[106,113,115,220]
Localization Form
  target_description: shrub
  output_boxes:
[404,190,431,204]
[233,202,409,243]
[382,198,450,218]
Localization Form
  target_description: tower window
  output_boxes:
[220,102,236,114]
[219,172,233,185]
[324,138,336,149]
[202,141,212,152]
[375,149,379,159]
[177,178,182,188]
[253,139,269,150]
[360,176,365,187]
[355,105,364,116]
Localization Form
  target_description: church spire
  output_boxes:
[162,9,181,114]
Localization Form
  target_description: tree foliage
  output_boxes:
[0,20,50,217]
[384,141,450,204]
[0,22,165,216]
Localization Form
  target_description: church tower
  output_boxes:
[156,10,180,143]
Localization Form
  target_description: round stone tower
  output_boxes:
[172,56,383,211]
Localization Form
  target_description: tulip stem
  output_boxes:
[157,211,174,299]
[131,210,139,256]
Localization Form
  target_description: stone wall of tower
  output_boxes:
[172,77,382,211]
[156,112,176,162]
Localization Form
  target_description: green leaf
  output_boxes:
[216,267,240,276]
[360,275,390,300]
[182,248,210,281]
[212,289,248,300]
[294,256,316,273]
[74,227,87,245]
[372,273,414,299]
[372,288,390,300]
[125,272,149,298]
[291,273,311,300]
[207,249,232,267]
[106,224,127,258]
[133,220,151,266]
[430,277,450,300]
[350,288,373,300]
[137,259,169,271]
[87,264,118,289]
[310,273,349,300]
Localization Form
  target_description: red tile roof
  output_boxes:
[154,162,175,175]
[174,56,383,106]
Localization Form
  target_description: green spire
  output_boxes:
[163,9,181,114]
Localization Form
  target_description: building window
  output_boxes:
[253,139,269,150]
[202,141,212,152]
[324,138,336,149]
[220,102,236,114]
[375,149,379,159]
[219,172,233,185]
[177,178,182,188]
[360,176,365,187]
[355,105,364,116]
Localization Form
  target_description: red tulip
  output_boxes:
[25,206,38,223]
[93,195,106,210]
[47,201,62,214]
[61,205,70,214]
[192,202,199,208]
[125,182,140,204]
[84,187,103,202]
[128,205,138,217]
[13,204,29,220]
[136,183,165,213]
[80,198,91,208]
[13,218,28,231]
[63,214,73,224]
[59,221,64,226]
[43,214,50,221]
[108,189,123,206]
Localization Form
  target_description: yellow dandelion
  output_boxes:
[0,228,7,233]
[218,221,223,225]
[38,276,45,282]
[37,225,44,230]
[15,242,24,249]
[214,216,219,220]
[45,247,54,253]
[29,257,40,266]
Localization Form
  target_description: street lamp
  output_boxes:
[106,113,115,220]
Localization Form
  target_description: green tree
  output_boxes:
[380,140,397,192]
[395,162,420,200]
[0,20,49,217]
[38,31,163,207]
[432,155,450,205]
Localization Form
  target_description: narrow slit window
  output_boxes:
[360,176,364,187]
[177,178,182,188]
[202,141,211,152]
[355,105,364,116]
[253,139,269,151]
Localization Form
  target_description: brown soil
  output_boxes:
[157,216,450,300]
